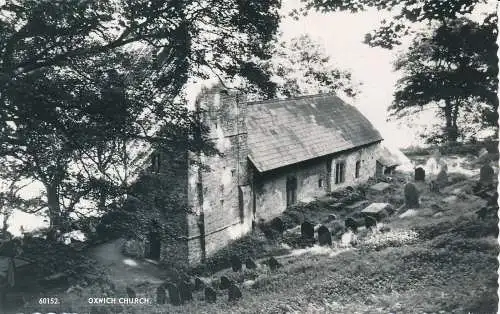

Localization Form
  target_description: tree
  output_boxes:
[0,0,281,232]
[271,35,359,98]
[292,0,498,142]
[215,35,359,101]
[392,17,498,143]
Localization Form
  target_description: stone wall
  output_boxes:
[186,85,253,266]
[254,142,381,222]
[135,149,190,266]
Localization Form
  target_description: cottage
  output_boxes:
[138,85,384,266]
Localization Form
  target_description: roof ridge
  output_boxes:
[245,92,339,106]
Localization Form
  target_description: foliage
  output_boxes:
[293,0,498,142]
[0,0,281,230]
[391,16,498,142]
[270,35,359,98]
[292,0,492,49]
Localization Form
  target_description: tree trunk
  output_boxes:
[444,100,458,142]
[46,183,61,231]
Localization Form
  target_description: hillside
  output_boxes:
[5,152,498,314]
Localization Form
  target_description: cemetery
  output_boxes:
[2,145,496,313]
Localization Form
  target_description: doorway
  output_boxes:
[146,230,161,260]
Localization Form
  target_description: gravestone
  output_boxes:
[345,217,358,232]
[436,168,448,186]
[429,180,439,193]
[194,277,205,291]
[220,276,231,290]
[167,283,182,306]
[205,287,217,303]
[268,257,282,270]
[245,257,257,270]
[364,215,377,229]
[404,183,420,208]
[317,225,332,246]
[230,254,242,272]
[270,217,285,233]
[300,221,314,240]
[327,214,337,221]
[178,281,193,302]
[126,287,136,298]
[361,202,392,220]
[414,167,425,181]
[479,164,494,185]
[156,286,166,305]
[228,283,243,302]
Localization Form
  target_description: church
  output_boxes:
[141,84,384,266]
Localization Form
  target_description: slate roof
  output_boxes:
[246,93,383,173]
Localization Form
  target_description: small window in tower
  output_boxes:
[355,160,361,178]
[231,169,236,177]
[318,178,323,188]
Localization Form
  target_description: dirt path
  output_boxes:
[88,238,165,289]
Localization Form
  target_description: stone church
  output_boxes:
[142,84,384,266]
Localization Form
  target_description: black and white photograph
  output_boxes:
[0,0,498,313]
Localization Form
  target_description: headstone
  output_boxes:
[327,213,337,221]
[267,257,282,270]
[126,287,136,298]
[167,283,182,306]
[245,257,257,270]
[369,182,391,192]
[230,254,242,272]
[364,215,377,229]
[487,192,498,207]
[220,276,231,290]
[429,180,439,193]
[379,226,390,233]
[194,277,205,291]
[156,286,166,305]
[317,225,332,246]
[330,221,346,237]
[344,217,358,232]
[270,217,285,233]
[435,169,448,189]
[479,164,494,185]
[178,281,192,302]
[300,221,314,240]
[228,283,242,302]
[415,167,425,181]
[404,183,420,208]
[205,287,217,303]
[361,203,392,220]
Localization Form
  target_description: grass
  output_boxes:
[7,152,499,314]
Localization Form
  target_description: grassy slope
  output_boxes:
[77,169,497,313]
[13,155,498,314]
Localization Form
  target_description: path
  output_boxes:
[88,238,165,289]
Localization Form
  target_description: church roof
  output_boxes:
[246,93,383,172]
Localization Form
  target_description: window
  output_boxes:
[355,160,361,178]
[318,178,323,188]
[286,176,298,206]
[151,153,160,173]
[335,161,345,184]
